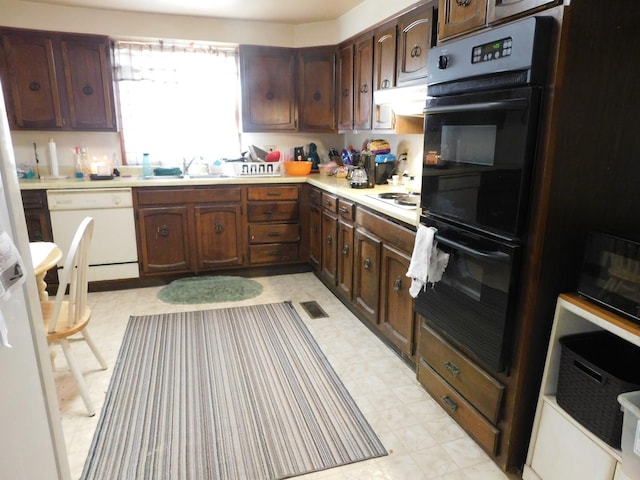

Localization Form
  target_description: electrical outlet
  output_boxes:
[263,145,276,152]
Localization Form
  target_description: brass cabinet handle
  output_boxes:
[443,360,460,377]
[339,206,349,214]
[313,91,322,101]
[327,233,333,245]
[29,81,41,91]
[456,0,471,5]
[266,191,281,196]
[215,223,224,233]
[342,244,349,256]
[342,88,349,97]
[393,277,402,292]
[312,224,318,233]
[410,45,422,58]
[267,231,281,237]
[158,224,169,237]
[360,83,369,93]
[82,85,94,95]
[441,395,459,412]
[381,78,391,89]
[364,257,372,270]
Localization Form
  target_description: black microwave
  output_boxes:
[578,231,640,323]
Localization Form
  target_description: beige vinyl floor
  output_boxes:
[53,272,511,480]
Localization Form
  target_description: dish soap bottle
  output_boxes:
[74,147,84,179]
[142,153,152,177]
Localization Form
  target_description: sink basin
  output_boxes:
[141,175,183,180]
[140,173,232,180]
[185,173,231,179]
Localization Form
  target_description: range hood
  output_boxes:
[373,84,428,117]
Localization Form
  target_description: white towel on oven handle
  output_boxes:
[406,225,450,298]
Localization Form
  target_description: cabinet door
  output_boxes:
[488,0,557,24]
[379,244,414,356]
[353,36,373,131]
[321,210,338,286]
[337,44,354,131]
[240,45,297,132]
[298,47,336,132]
[353,227,381,324]
[337,219,355,301]
[438,0,488,41]
[309,203,322,271]
[397,3,436,85]
[194,204,243,269]
[0,31,64,129]
[60,36,116,130]
[138,206,191,274]
[373,25,397,131]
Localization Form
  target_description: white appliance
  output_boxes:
[0,84,70,477]
[47,188,139,282]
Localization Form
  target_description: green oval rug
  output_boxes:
[157,276,263,304]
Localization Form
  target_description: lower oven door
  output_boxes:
[415,217,521,373]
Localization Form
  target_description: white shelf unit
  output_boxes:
[523,294,640,480]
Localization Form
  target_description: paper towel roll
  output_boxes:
[48,138,59,177]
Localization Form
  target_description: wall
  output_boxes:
[1,0,424,177]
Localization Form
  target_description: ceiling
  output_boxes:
[25,0,367,24]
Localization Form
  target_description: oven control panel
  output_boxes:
[472,37,513,64]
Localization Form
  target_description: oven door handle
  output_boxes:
[424,98,528,115]
[435,234,510,263]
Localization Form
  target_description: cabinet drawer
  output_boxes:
[417,361,500,455]
[419,323,505,424]
[337,198,355,221]
[321,192,337,212]
[309,187,322,206]
[247,201,299,222]
[249,243,300,264]
[249,224,300,244]
[135,187,241,206]
[248,185,299,201]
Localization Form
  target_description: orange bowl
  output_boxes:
[283,161,313,176]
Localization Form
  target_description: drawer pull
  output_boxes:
[443,360,460,377]
[266,192,282,196]
[339,206,349,214]
[324,199,332,206]
[441,395,459,412]
[269,250,282,257]
[263,210,274,217]
[342,244,349,255]
[267,231,281,237]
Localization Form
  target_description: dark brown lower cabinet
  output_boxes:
[353,226,381,325]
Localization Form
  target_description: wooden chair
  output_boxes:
[41,217,107,416]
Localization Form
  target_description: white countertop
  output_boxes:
[20,173,421,227]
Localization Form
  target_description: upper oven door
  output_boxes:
[421,86,543,241]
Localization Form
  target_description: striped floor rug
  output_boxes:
[81,302,387,480]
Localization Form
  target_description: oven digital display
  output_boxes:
[472,37,513,64]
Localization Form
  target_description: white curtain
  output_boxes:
[113,40,241,166]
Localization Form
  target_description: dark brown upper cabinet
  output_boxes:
[239,45,297,132]
[0,28,116,131]
[337,43,354,131]
[438,0,488,41]
[297,46,336,132]
[372,23,397,131]
[353,34,374,131]
[396,2,437,85]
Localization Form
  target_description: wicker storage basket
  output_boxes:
[557,331,640,448]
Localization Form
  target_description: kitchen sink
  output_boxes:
[140,173,232,180]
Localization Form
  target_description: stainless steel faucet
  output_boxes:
[182,156,202,176]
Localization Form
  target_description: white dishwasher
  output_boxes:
[47,188,139,282]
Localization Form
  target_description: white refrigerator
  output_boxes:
[0,83,70,478]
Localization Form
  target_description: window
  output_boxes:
[113,40,240,166]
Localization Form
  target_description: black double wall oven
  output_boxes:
[415,17,552,373]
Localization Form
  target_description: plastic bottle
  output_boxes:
[74,147,84,179]
[142,153,152,177]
